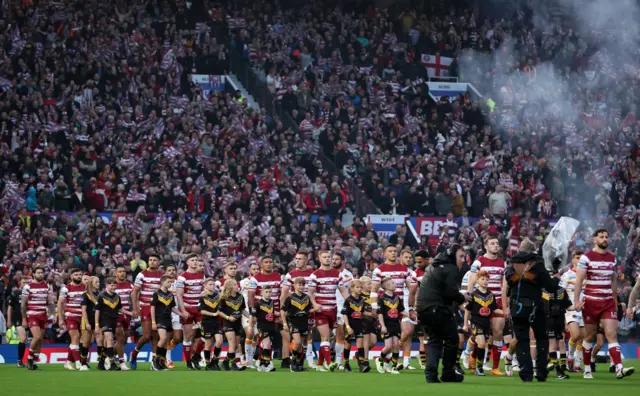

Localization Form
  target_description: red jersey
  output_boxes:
[578,250,616,301]
[282,268,314,294]
[214,277,241,292]
[411,267,426,285]
[115,281,133,311]
[248,272,282,311]
[470,255,505,302]
[134,270,162,307]
[372,263,414,298]
[22,280,49,316]
[309,268,346,311]
[176,271,205,308]
[59,283,85,318]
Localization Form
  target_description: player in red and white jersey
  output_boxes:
[575,229,634,379]
[332,252,354,371]
[467,235,507,376]
[308,250,348,372]
[176,253,206,370]
[22,266,50,370]
[215,261,241,291]
[281,250,314,369]
[130,254,164,370]
[248,256,290,368]
[560,250,585,371]
[370,246,416,370]
[241,262,261,368]
[114,266,133,370]
[57,268,85,370]
[408,250,432,370]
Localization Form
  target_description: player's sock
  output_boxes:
[79,345,88,365]
[403,355,410,367]
[391,352,399,368]
[575,344,583,366]
[245,340,254,365]
[182,341,192,362]
[97,346,104,361]
[156,347,165,361]
[18,342,26,363]
[550,351,559,367]
[320,341,331,365]
[582,341,593,369]
[131,347,139,360]
[470,344,477,360]
[485,341,492,366]
[228,352,236,365]
[358,348,366,364]
[476,347,485,367]
[28,349,35,364]
[419,349,427,366]
[306,342,315,365]
[560,352,567,367]
[465,337,475,354]
[568,340,576,359]
[213,346,222,361]
[492,341,503,370]
[204,349,211,363]
[335,341,344,365]
[261,348,272,362]
[456,347,463,362]
[70,344,80,363]
[107,347,115,362]
[194,338,205,357]
[67,346,74,363]
[608,342,622,367]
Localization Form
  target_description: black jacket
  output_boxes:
[416,252,466,310]
[504,255,560,303]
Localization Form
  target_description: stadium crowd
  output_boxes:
[1,0,640,347]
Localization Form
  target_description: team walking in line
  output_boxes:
[10,230,637,380]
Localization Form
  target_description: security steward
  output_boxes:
[503,251,560,382]
[417,244,470,383]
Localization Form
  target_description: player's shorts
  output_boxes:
[241,315,258,335]
[547,316,565,339]
[222,318,242,333]
[471,322,491,337]
[170,312,183,331]
[565,310,584,327]
[582,298,618,325]
[156,319,173,332]
[140,305,152,322]
[116,314,131,330]
[27,313,48,330]
[364,319,378,335]
[345,320,365,340]
[202,319,222,338]
[381,321,401,340]
[307,312,315,328]
[315,310,337,329]
[180,307,202,325]
[288,318,309,338]
[101,319,118,334]
[336,311,345,326]
[456,310,465,334]
[65,316,82,331]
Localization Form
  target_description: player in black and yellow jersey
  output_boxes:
[81,276,103,370]
[151,275,182,371]
[95,277,132,371]
[254,284,277,372]
[462,270,500,376]
[282,277,313,372]
[375,277,407,375]
[359,276,378,363]
[341,279,371,373]
[219,281,246,371]
[198,278,224,371]
[543,278,573,379]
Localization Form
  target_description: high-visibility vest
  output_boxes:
[6,326,20,344]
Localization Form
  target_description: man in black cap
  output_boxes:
[416,244,470,383]
[503,251,560,382]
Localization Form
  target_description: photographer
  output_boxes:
[417,244,469,383]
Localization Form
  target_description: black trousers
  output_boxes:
[511,308,549,381]
[418,306,459,381]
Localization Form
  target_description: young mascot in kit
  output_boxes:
[282,277,314,372]
[95,277,133,370]
[151,275,187,370]
[341,279,372,372]
[198,278,224,370]
[376,277,408,374]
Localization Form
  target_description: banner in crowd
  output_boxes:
[427,82,470,102]
[421,54,453,77]
[368,215,558,244]
[190,74,226,99]
[0,342,637,364]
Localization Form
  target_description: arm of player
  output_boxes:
[501,277,510,316]
[408,280,418,309]
[280,284,291,307]
[7,304,13,328]
[370,280,381,310]
[57,289,66,328]
[81,303,91,330]
[574,267,587,311]
[467,272,477,294]
[627,277,640,318]
[21,286,29,328]
[150,305,157,330]
[95,308,101,333]
[338,285,349,300]
[343,314,353,336]
[308,285,322,311]
[131,285,141,318]
[175,279,187,316]
[378,312,387,334]
[463,308,470,332]
[611,273,618,306]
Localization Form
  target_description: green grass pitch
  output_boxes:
[1,360,638,396]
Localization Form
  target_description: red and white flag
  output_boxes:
[471,156,495,170]
[421,54,452,77]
